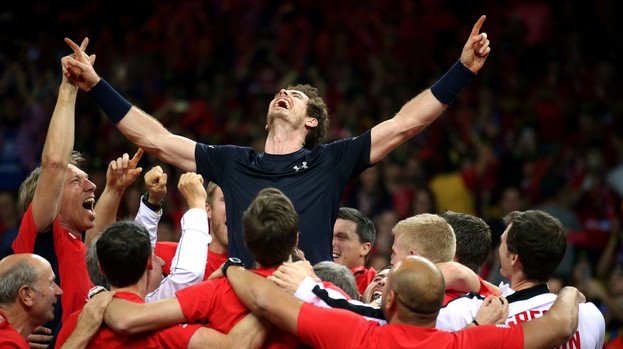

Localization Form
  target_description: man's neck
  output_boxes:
[0,305,36,339]
[112,283,146,299]
[264,129,305,154]
[510,277,540,291]
[208,241,227,255]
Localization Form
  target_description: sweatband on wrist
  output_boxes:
[88,79,132,124]
[430,60,476,106]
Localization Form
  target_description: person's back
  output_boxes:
[174,188,304,348]
[54,220,203,348]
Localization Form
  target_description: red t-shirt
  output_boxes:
[443,276,497,305]
[176,268,300,348]
[12,204,92,324]
[297,302,524,348]
[154,242,226,280]
[0,310,29,349]
[54,292,201,349]
[205,250,227,280]
[352,266,376,297]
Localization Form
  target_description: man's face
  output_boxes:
[266,89,310,130]
[59,164,96,233]
[362,267,390,305]
[390,233,410,266]
[332,218,368,269]
[498,224,513,279]
[207,186,228,248]
[146,254,165,294]
[31,262,63,324]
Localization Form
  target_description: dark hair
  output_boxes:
[288,84,329,149]
[96,220,152,288]
[504,210,566,283]
[243,188,299,268]
[313,261,359,300]
[439,210,491,273]
[337,207,376,259]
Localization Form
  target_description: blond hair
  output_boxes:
[392,213,456,263]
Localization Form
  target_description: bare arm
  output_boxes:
[63,38,197,172]
[59,291,115,349]
[226,266,302,336]
[188,314,270,349]
[369,15,490,164]
[521,286,581,349]
[31,45,85,232]
[85,150,143,246]
[437,262,481,293]
[103,297,185,335]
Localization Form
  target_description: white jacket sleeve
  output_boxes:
[134,200,162,249]
[145,208,211,302]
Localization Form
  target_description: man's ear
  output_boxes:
[206,203,213,219]
[147,254,154,271]
[18,285,35,307]
[360,242,372,258]
[305,118,318,128]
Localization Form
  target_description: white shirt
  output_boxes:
[436,283,605,349]
[135,202,211,301]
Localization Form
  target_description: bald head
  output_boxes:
[0,254,52,305]
[387,256,445,318]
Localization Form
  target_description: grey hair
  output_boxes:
[86,235,110,290]
[313,261,359,300]
[0,261,38,305]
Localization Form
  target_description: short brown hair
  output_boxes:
[242,188,298,268]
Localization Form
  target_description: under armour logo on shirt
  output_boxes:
[293,162,308,171]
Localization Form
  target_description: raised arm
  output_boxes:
[521,286,581,349]
[63,38,197,172]
[85,150,143,246]
[226,265,302,336]
[30,39,91,232]
[145,172,211,301]
[134,166,168,248]
[369,15,490,164]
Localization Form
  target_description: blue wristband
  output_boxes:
[88,79,132,124]
[430,60,476,106]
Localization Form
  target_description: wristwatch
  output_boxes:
[141,192,163,212]
[222,257,244,277]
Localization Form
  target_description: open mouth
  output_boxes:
[82,198,95,211]
[275,99,290,109]
[332,252,340,260]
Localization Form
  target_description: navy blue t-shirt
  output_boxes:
[195,131,372,266]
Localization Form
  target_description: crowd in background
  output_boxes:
[1,0,623,343]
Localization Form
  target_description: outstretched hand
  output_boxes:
[63,37,101,91]
[460,15,491,73]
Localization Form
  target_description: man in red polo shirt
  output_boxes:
[332,207,377,298]
[12,40,144,347]
[0,254,63,349]
[101,188,307,348]
[226,254,584,349]
[54,220,267,349]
